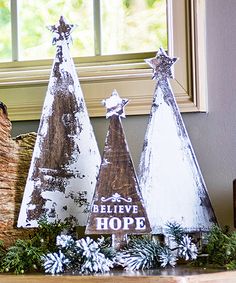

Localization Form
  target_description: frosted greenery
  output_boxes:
[5,220,236,274]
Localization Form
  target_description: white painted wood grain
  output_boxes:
[138,81,216,234]
[18,38,101,228]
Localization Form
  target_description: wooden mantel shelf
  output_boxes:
[0,268,236,283]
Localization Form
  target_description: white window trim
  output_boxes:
[0,0,207,121]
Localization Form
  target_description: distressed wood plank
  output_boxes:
[1,270,236,283]
[138,48,217,234]
[17,17,101,228]
[86,91,150,247]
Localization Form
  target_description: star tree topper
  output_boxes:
[48,16,76,46]
[145,47,178,81]
[102,89,129,118]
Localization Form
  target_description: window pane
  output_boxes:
[101,0,167,55]
[18,0,94,60]
[0,0,11,62]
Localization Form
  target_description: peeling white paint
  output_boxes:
[17,19,101,228]
[138,82,216,234]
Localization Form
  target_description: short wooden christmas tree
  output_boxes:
[138,48,217,234]
[18,17,101,228]
[86,90,151,249]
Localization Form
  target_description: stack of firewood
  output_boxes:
[0,102,36,246]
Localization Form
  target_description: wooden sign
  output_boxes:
[138,48,217,234]
[85,91,151,241]
[17,17,101,228]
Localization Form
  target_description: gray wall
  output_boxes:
[11,0,236,228]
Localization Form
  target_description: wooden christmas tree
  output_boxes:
[17,17,101,228]
[138,48,217,234]
[86,90,151,248]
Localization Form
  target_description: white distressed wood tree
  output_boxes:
[138,47,217,234]
[17,16,101,228]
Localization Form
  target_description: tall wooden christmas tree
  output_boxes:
[86,90,150,248]
[138,48,217,234]
[17,17,101,228]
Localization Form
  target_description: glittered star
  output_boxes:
[145,47,178,81]
[48,16,76,46]
[102,90,129,119]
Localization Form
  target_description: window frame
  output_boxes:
[0,0,207,121]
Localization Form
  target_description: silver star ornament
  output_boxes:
[145,47,178,81]
[48,16,76,46]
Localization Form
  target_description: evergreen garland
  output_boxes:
[119,236,162,270]
[0,218,70,274]
[117,223,198,271]
[1,239,43,274]
[2,221,236,275]
[197,225,236,270]
[43,250,69,275]
[55,235,114,274]
[165,221,185,244]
